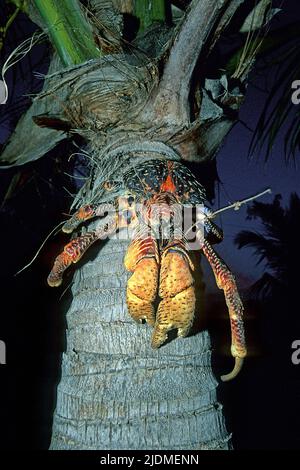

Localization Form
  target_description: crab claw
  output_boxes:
[124,234,159,326]
[151,241,195,349]
[47,233,98,287]
[48,216,117,287]
[62,205,96,233]
[62,202,116,234]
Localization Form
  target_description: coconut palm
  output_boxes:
[235,193,300,299]
[0,0,286,450]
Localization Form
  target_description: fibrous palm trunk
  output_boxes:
[50,234,230,450]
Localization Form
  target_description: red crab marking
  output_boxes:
[65,241,82,260]
[160,162,176,194]
[77,205,94,220]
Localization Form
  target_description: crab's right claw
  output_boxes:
[125,235,159,327]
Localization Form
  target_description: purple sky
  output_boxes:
[203,83,300,292]
[204,0,300,293]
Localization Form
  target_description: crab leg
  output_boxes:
[198,235,247,381]
[151,240,196,348]
[62,202,115,234]
[47,215,117,287]
[124,230,159,327]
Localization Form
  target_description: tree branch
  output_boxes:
[142,0,230,126]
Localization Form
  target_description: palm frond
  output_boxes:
[245,196,287,242]
[234,229,279,265]
[235,193,300,300]
[248,272,282,300]
[249,38,300,161]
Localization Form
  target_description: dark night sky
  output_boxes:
[197,0,300,292]
[204,82,300,292]
[201,0,300,291]
[214,1,300,288]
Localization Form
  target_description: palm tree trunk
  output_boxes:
[50,234,231,450]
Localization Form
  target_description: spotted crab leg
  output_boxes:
[151,240,196,349]
[47,215,117,287]
[197,235,247,381]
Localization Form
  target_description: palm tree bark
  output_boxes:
[50,234,231,450]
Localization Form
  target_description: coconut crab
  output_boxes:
[47,159,246,381]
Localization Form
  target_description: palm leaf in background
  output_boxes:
[235,193,300,299]
[249,37,300,161]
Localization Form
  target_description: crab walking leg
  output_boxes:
[124,234,159,327]
[151,241,196,348]
[62,202,115,234]
[47,216,117,287]
[199,236,247,381]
